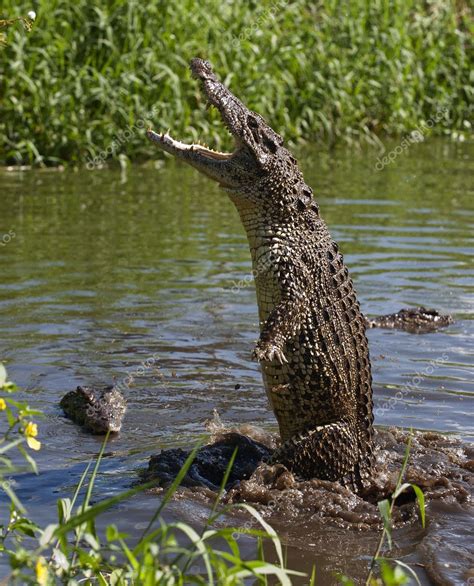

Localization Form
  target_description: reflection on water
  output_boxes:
[0,138,472,583]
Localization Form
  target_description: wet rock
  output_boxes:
[143,432,272,491]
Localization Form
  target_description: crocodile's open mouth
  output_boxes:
[146,58,242,178]
[147,58,284,186]
[146,58,267,188]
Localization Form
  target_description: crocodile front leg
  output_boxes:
[252,297,308,364]
[270,420,358,481]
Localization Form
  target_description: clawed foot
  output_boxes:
[252,342,288,364]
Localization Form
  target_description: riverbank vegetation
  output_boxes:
[1,0,472,166]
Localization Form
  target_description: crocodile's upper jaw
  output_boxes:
[147,58,284,189]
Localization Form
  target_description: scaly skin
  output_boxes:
[147,58,375,489]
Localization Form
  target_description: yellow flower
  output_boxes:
[0,398,6,410]
[25,421,38,437]
[35,557,48,585]
[25,421,41,451]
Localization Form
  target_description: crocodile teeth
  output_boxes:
[148,128,234,160]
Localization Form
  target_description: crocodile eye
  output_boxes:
[300,188,312,203]
[246,115,262,143]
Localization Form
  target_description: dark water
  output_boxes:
[0,138,472,584]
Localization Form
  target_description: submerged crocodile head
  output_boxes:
[60,386,127,434]
[147,59,313,209]
[365,306,454,333]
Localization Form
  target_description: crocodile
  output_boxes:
[147,58,374,490]
[60,386,127,434]
[364,306,453,333]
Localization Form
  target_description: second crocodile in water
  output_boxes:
[148,59,375,490]
[365,306,453,333]
[60,386,126,434]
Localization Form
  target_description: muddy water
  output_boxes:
[0,138,472,583]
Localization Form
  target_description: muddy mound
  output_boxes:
[144,422,472,530]
[225,428,472,530]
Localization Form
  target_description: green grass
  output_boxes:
[4,441,304,584]
[0,0,472,166]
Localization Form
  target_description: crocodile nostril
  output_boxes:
[264,137,277,153]
[247,115,259,128]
